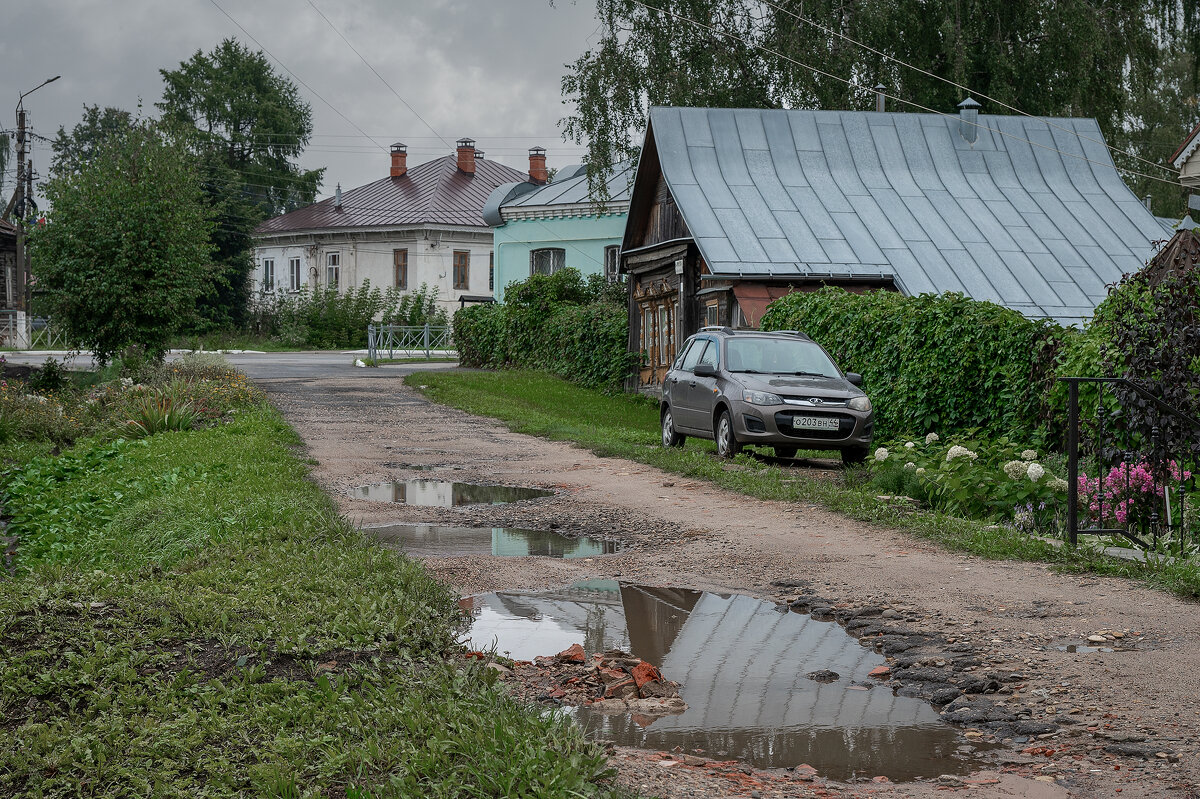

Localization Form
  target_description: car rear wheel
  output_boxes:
[841,445,869,466]
[661,407,686,448]
[774,446,798,459]
[715,410,742,458]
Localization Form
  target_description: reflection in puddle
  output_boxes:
[463,581,981,780]
[354,479,553,507]
[370,524,620,558]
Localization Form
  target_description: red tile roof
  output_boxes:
[255,154,529,235]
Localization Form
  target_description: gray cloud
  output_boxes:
[5,0,599,203]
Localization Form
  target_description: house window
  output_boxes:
[489,252,495,292]
[604,245,621,283]
[530,247,565,276]
[642,307,652,353]
[262,259,275,291]
[705,300,719,327]
[658,306,670,365]
[326,252,340,290]
[289,257,302,291]
[394,249,408,290]
[453,250,470,290]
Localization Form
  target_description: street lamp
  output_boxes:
[10,74,60,321]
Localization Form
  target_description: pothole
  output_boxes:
[463,581,989,781]
[352,479,553,507]
[368,524,621,559]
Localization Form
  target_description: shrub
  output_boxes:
[26,358,68,394]
[454,269,637,390]
[760,288,1103,442]
[122,387,199,437]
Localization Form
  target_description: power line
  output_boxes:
[759,0,1178,177]
[205,0,387,153]
[628,0,1183,189]
[305,0,452,150]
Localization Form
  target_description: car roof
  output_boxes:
[697,327,814,342]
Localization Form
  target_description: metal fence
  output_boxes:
[0,312,69,350]
[1062,377,1200,552]
[366,324,454,361]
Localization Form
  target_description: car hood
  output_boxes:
[734,372,860,399]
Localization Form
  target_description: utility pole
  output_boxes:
[13,105,27,312]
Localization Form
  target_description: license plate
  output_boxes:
[792,415,840,431]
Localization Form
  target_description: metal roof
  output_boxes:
[255,154,528,235]
[644,106,1166,326]
[500,160,635,211]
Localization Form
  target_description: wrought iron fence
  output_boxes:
[366,324,453,361]
[1062,377,1200,552]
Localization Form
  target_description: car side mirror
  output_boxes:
[693,363,719,378]
[845,372,863,387]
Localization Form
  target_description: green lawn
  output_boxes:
[407,369,1200,598]
[0,404,618,797]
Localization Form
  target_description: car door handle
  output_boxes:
[688,380,697,388]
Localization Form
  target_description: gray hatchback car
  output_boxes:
[660,328,874,464]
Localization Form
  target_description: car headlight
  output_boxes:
[742,389,783,406]
[848,396,872,412]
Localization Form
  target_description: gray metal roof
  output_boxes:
[646,106,1166,326]
[495,160,634,216]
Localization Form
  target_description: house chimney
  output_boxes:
[334,183,342,210]
[390,142,408,177]
[958,96,981,144]
[1143,194,1152,212]
[456,138,476,174]
[528,146,548,184]
[874,83,886,113]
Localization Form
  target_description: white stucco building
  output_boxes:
[252,139,538,316]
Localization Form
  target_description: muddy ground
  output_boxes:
[260,370,1200,799]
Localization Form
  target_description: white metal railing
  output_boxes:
[0,312,69,350]
[367,324,454,361]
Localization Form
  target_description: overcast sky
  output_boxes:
[4,0,601,204]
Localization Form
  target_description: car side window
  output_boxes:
[673,338,697,370]
[680,339,707,371]
[697,338,719,368]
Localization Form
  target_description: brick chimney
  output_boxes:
[456,138,476,174]
[528,146,548,184]
[390,142,407,177]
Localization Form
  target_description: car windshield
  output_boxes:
[725,337,841,377]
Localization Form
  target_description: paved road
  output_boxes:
[2,350,458,381]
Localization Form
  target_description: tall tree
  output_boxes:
[50,105,135,177]
[29,124,215,364]
[157,38,323,329]
[563,0,1196,213]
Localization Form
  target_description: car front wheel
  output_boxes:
[841,445,869,466]
[715,410,742,458]
[661,407,686,448]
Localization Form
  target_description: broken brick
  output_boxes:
[631,661,663,688]
[556,643,585,663]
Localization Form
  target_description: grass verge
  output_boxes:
[1,403,619,797]
[406,369,1200,599]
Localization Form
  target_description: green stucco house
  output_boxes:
[483,159,633,302]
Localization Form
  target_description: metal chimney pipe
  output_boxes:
[874,84,886,113]
[957,97,981,144]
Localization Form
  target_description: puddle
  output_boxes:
[369,524,620,559]
[379,462,436,471]
[353,479,553,507]
[464,581,984,780]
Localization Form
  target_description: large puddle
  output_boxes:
[464,581,981,781]
[354,479,553,507]
[370,524,620,559]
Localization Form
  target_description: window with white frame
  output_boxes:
[326,252,340,290]
[289,257,302,291]
[530,247,565,276]
[658,305,670,365]
[262,258,275,291]
[604,245,621,283]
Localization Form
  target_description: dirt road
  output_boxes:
[261,370,1200,798]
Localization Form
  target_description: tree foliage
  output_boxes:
[29,124,214,364]
[50,105,135,177]
[157,38,323,329]
[563,0,1196,214]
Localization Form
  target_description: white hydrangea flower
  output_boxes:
[1021,449,1038,461]
[120,377,133,387]
[1048,477,1069,492]
[1026,463,1046,481]
[925,432,940,444]
[915,467,927,476]
[874,447,889,462]
[904,461,917,471]
[904,441,915,449]
[1003,460,1027,480]
[946,445,978,461]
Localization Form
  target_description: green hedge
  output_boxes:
[760,288,1102,441]
[453,269,637,390]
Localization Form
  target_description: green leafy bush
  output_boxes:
[122,387,200,437]
[761,288,1104,441]
[454,269,637,389]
